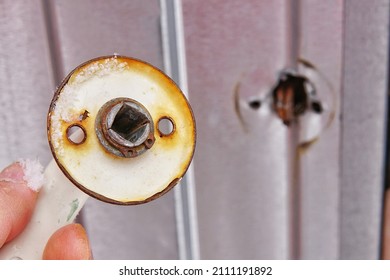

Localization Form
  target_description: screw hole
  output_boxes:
[249,100,261,110]
[66,124,87,145]
[311,101,323,114]
[158,117,175,136]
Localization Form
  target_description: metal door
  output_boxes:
[0,0,388,259]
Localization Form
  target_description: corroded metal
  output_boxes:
[95,97,155,158]
[272,71,320,126]
[47,55,196,205]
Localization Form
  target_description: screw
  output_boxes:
[96,98,155,158]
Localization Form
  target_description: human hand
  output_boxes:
[0,162,91,259]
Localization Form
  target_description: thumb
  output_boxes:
[0,161,43,247]
[43,223,92,260]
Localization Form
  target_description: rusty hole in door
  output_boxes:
[272,72,323,126]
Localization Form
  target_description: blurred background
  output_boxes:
[0,0,389,259]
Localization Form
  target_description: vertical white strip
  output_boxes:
[160,0,200,260]
[174,0,200,260]
[160,0,172,78]
[160,0,185,259]
[173,0,188,94]
[41,0,64,85]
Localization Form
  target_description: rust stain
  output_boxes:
[297,57,316,69]
[272,73,311,126]
[79,110,89,121]
[233,81,249,133]
[298,137,319,154]
[274,84,295,126]
[62,111,94,151]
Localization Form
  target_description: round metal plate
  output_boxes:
[47,56,196,205]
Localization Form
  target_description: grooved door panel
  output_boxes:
[0,0,54,169]
[183,0,291,259]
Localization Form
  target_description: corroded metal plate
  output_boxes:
[47,56,196,205]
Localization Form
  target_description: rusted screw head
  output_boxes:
[96,98,155,158]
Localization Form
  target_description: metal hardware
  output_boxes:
[47,55,196,205]
[96,97,155,158]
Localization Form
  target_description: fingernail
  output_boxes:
[0,163,25,184]
[0,160,44,192]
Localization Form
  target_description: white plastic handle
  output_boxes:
[0,160,89,260]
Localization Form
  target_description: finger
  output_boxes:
[42,223,92,260]
[0,162,41,247]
